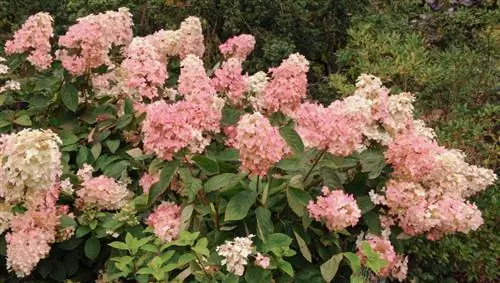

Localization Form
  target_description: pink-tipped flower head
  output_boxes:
[178,17,204,58]
[233,112,289,176]
[147,202,182,242]
[219,34,256,60]
[307,187,361,231]
[5,12,54,70]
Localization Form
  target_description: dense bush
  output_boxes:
[0,6,496,283]
[333,1,499,281]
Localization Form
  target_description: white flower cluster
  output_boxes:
[216,234,254,276]
[0,129,62,204]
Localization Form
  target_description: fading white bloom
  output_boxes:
[245,71,268,94]
[0,80,21,93]
[216,234,254,276]
[0,129,62,204]
[60,178,74,195]
[0,58,9,75]
[77,163,94,182]
[413,119,436,140]
[369,190,386,205]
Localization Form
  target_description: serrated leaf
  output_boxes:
[357,196,375,214]
[279,125,304,155]
[320,254,343,282]
[277,258,294,277]
[363,211,381,235]
[59,215,76,228]
[61,83,79,112]
[204,173,243,193]
[359,150,385,179]
[294,229,312,263]
[224,190,257,221]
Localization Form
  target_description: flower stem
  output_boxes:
[303,149,326,185]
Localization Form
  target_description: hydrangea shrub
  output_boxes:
[0,8,496,283]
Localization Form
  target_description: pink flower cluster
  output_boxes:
[212,58,246,105]
[6,186,73,277]
[140,173,160,193]
[294,101,368,156]
[219,34,256,60]
[259,53,309,114]
[147,202,181,242]
[177,17,205,59]
[232,113,289,176]
[357,234,407,281]
[142,55,224,160]
[76,168,132,211]
[121,37,167,100]
[307,187,361,231]
[5,12,54,70]
[57,8,133,75]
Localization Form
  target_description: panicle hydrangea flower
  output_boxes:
[0,203,13,234]
[233,112,289,176]
[0,80,22,93]
[219,34,256,60]
[144,29,180,58]
[6,185,71,278]
[255,253,270,269]
[139,173,159,193]
[294,101,367,156]
[91,69,126,98]
[385,132,444,181]
[216,235,254,276]
[5,12,54,70]
[177,17,204,58]
[121,37,167,100]
[142,100,198,160]
[57,8,133,75]
[307,187,361,231]
[391,256,409,282]
[259,53,309,114]
[0,129,62,204]
[245,71,268,95]
[212,58,246,105]
[178,54,215,98]
[147,202,181,242]
[382,92,416,135]
[76,174,132,211]
[0,57,9,75]
[356,234,401,279]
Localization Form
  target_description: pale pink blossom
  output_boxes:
[147,202,181,242]
[308,187,361,231]
[219,34,256,60]
[216,235,254,276]
[76,175,132,211]
[5,12,54,70]
[255,253,270,269]
[177,17,204,58]
[139,173,159,193]
[212,58,246,105]
[233,112,289,176]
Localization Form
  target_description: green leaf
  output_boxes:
[148,161,179,206]
[357,196,376,214]
[61,83,79,112]
[320,167,343,188]
[192,238,210,257]
[38,259,52,278]
[262,233,295,257]
[13,115,32,126]
[350,274,365,283]
[277,258,294,277]
[216,148,240,161]
[106,139,121,153]
[343,252,361,273]
[116,114,133,129]
[245,264,272,283]
[59,237,84,251]
[204,173,244,193]
[363,211,382,235]
[361,242,387,273]
[192,155,219,175]
[294,229,312,263]
[91,142,102,160]
[59,215,76,228]
[320,253,343,282]
[279,125,304,155]
[286,187,311,217]
[109,241,129,250]
[256,207,274,241]
[224,190,257,221]
[359,150,386,179]
[222,107,242,125]
[84,237,101,260]
[75,226,91,238]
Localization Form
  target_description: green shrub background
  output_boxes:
[1,0,498,282]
